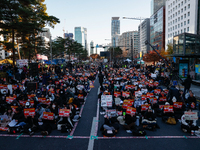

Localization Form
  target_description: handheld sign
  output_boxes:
[43,112,54,120]
[122,102,132,109]
[184,111,198,120]
[164,105,173,113]
[6,97,15,104]
[159,97,167,102]
[59,109,70,117]
[0,84,7,89]
[11,106,18,112]
[147,93,154,98]
[38,97,46,103]
[78,94,84,99]
[141,95,147,100]
[114,92,121,97]
[101,95,113,107]
[141,104,150,111]
[12,85,18,90]
[173,102,183,109]
[126,107,136,115]
[24,108,35,116]
[122,91,130,98]
[154,89,161,94]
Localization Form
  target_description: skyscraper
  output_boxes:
[151,0,166,15]
[111,17,120,47]
[90,41,94,55]
[64,33,73,40]
[138,18,150,54]
[74,27,87,49]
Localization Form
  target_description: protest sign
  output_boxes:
[126,107,136,115]
[59,109,70,117]
[141,104,150,111]
[43,112,54,120]
[164,105,173,113]
[114,92,121,97]
[184,111,198,120]
[24,108,35,116]
[173,102,183,109]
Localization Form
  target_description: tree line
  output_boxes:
[0,0,60,65]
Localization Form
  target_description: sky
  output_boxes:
[45,0,151,53]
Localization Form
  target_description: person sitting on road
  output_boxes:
[181,109,199,133]
[142,106,158,131]
[162,102,176,125]
[186,92,196,110]
[123,113,136,133]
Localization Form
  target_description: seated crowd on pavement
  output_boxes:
[98,63,199,137]
[0,62,97,135]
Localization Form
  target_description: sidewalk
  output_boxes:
[178,84,200,99]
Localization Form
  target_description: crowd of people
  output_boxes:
[98,63,199,137]
[0,62,97,135]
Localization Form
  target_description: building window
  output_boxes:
[181,9,183,13]
[181,29,183,33]
[175,25,177,29]
[178,24,180,28]
[181,1,183,6]
[178,30,180,34]
[184,14,186,18]
[185,0,187,3]
[187,27,189,32]
[188,4,190,9]
[184,21,186,25]
[181,16,183,20]
[181,22,183,27]
[184,28,186,32]
[188,12,190,16]
[173,20,174,24]
[173,26,174,30]
[178,17,180,21]
[175,19,177,23]
[178,4,180,8]
[184,6,186,11]
[188,19,190,24]
[178,10,180,14]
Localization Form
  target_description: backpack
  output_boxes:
[166,117,176,125]
[132,126,146,136]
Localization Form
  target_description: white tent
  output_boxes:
[124,58,131,62]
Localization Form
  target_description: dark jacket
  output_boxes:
[12,111,25,123]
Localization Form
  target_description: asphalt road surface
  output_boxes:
[1,79,200,150]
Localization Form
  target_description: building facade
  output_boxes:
[165,0,199,49]
[138,18,150,54]
[74,27,87,49]
[90,41,94,55]
[151,0,167,15]
[118,31,139,58]
[64,33,73,40]
[111,17,120,47]
[150,6,165,50]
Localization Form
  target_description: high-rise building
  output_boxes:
[138,18,150,54]
[74,27,87,49]
[151,0,166,15]
[118,31,139,57]
[64,33,73,40]
[150,6,165,50]
[111,17,120,47]
[90,41,94,55]
[165,0,199,49]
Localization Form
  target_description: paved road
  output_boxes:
[1,78,200,150]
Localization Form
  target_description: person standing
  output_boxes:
[182,75,192,95]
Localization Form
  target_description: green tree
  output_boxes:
[166,43,173,55]
[108,47,123,59]
[0,0,60,64]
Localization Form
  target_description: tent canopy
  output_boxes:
[0,59,13,65]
